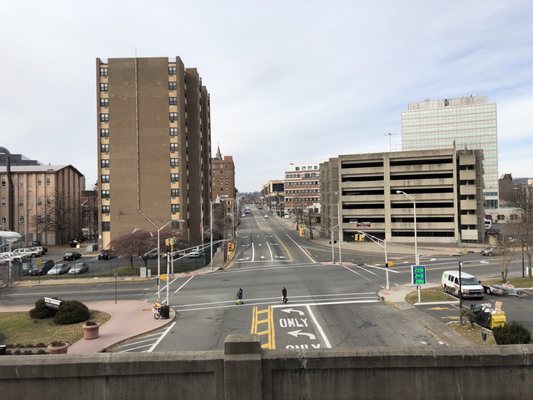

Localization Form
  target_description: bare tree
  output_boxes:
[515,186,533,277]
[109,229,156,269]
[33,194,79,244]
[499,236,516,282]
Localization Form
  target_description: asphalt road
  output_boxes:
[3,205,530,353]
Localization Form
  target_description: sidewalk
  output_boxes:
[378,284,467,346]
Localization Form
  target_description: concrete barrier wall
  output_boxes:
[1,335,533,399]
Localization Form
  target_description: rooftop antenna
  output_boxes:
[384,132,398,152]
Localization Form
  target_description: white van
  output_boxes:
[442,270,484,299]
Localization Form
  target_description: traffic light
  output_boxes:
[354,233,365,242]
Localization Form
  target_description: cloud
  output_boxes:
[1,0,532,192]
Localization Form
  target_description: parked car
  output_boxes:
[47,263,71,275]
[29,260,55,276]
[442,270,484,299]
[68,239,79,248]
[481,247,502,256]
[98,251,112,260]
[68,262,89,275]
[63,252,82,261]
[26,247,44,257]
[187,247,202,258]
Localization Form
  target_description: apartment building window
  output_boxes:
[46,178,50,186]
[100,128,109,137]
[102,221,110,232]
[101,174,110,183]
[170,173,179,183]
[170,143,178,152]
[99,67,108,76]
[100,98,109,107]
[102,205,110,214]
[168,82,177,90]
[19,181,24,187]
[169,112,178,122]
[46,197,51,205]
[169,97,177,105]
[169,128,178,136]
[168,66,176,75]
[1,197,5,206]
[100,113,109,122]
[18,197,24,206]
[101,190,110,199]
[37,197,42,205]
[100,83,108,91]
[170,158,179,167]
[37,179,42,186]
[101,144,109,153]
[171,189,179,198]
[101,159,110,168]
[1,180,5,186]
[171,204,180,213]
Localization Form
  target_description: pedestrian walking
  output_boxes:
[236,288,244,305]
[282,286,288,303]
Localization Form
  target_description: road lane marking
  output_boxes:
[173,275,194,294]
[273,232,293,261]
[252,242,255,262]
[177,298,379,312]
[284,233,316,264]
[305,305,332,348]
[287,330,316,340]
[250,306,276,349]
[266,242,274,261]
[119,343,153,353]
[362,264,400,274]
[342,265,385,289]
[147,321,176,352]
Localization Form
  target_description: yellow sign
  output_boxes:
[299,228,304,237]
[387,260,394,268]
[160,274,168,281]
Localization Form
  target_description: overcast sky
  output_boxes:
[1,0,532,192]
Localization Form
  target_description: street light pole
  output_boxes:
[336,192,342,265]
[157,220,172,299]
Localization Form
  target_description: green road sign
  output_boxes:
[411,265,427,285]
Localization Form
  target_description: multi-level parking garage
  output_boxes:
[320,148,485,243]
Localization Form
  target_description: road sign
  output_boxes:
[411,265,427,285]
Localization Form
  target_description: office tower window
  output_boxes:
[170,128,177,136]
[169,97,177,105]
[100,98,109,107]
[170,143,178,152]
[170,173,179,182]
[169,112,178,122]
[171,204,180,213]
[102,205,110,214]
[100,128,109,137]
[102,221,110,231]
[170,158,179,167]
[100,113,109,122]
[168,82,177,90]
[101,144,109,153]
[171,189,179,198]
[100,83,108,91]
[168,66,176,75]
[101,190,110,199]
[101,174,110,183]
[99,67,108,76]
[101,159,110,168]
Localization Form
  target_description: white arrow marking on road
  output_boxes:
[281,308,305,316]
[480,260,489,264]
[287,330,316,340]
[430,258,436,262]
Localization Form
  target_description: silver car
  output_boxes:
[68,262,89,275]
[47,263,71,275]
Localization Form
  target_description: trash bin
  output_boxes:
[160,305,170,319]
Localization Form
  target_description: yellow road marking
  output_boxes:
[251,306,276,349]
[427,307,451,311]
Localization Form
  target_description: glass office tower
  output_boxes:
[402,96,498,209]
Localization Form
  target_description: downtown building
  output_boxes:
[402,96,498,209]
[284,164,320,216]
[320,148,485,244]
[260,180,284,216]
[211,146,236,241]
[96,57,211,249]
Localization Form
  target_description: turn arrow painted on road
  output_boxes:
[281,308,305,316]
[287,330,317,340]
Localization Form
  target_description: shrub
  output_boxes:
[493,321,531,345]
[29,298,58,319]
[53,300,90,325]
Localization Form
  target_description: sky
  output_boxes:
[1,0,532,192]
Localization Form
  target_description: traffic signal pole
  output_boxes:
[355,230,389,290]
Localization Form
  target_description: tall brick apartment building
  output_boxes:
[96,57,211,249]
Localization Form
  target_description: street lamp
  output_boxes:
[157,221,173,298]
[334,192,342,265]
[396,190,419,265]
[210,196,221,271]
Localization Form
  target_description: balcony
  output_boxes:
[460,185,477,195]
[460,215,478,225]
[460,199,477,210]
[460,170,476,180]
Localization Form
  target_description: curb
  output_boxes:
[102,308,177,353]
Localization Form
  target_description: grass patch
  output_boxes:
[406,287,455,304]
[448,322,496,346]
[0,310,110,346]
[481,276,533,288]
